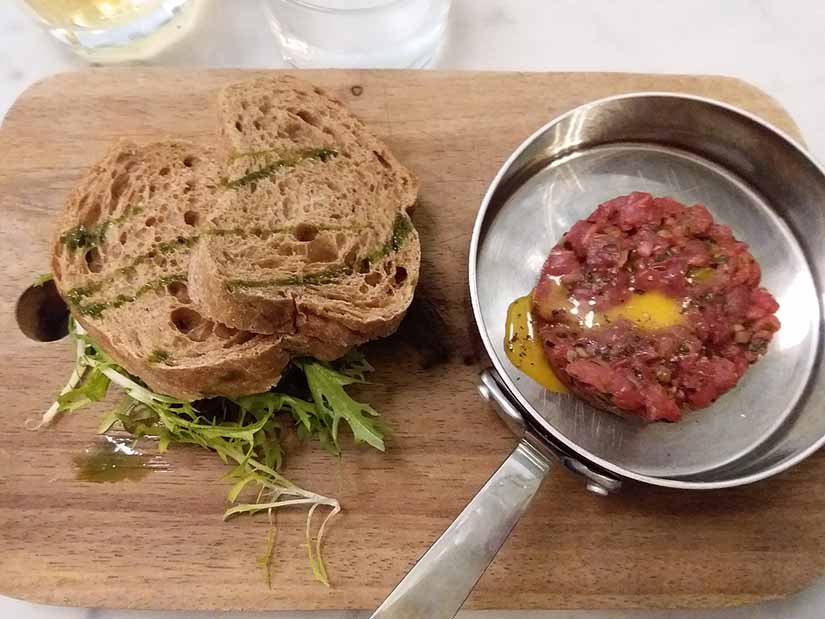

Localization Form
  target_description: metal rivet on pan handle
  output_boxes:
[563,457,623,495]
[478,369,623,495]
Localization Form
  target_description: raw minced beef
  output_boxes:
[532,192,780,422]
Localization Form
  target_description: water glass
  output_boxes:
[262,0,452,69]
[20,0,201,63]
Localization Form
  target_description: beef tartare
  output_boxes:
[532,192,780,422]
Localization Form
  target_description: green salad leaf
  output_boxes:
[33,272,54,287]
[34,318,385,586]
[299,358,385,452]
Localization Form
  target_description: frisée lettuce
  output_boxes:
[34,318,386,586]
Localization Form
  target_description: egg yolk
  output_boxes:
[504,293,568,393]
[504,286,683,391]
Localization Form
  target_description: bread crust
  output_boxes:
[187,76,420,342]
[50,77,420,399]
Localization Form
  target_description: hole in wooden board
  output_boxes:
[16,280,70,342]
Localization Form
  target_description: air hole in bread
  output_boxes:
[249,181,258,194]
[235,120,243,132]
[183,156,196,168]
[218,369,243,382]
[159,166,170,176]
[358,284,368,293]
[83,201,102,227]
[119,231,128,244]
[213,323,238,339]
[260,101,271,114]
[296,110,320,127]
[253,120,262,130]
[357,259,370,274]
[365,272,382,287]
[84,248,103,273]
[283,121,303,138]
[373,150,392,170]
[110,174,129,205]
[307,237,337,263]
[171,307,203,334]
[167,281,191,304]
[256,257,282,268]
[149,184,157,197]
[229,331,256,347]
[183,180,195,194]
[145,216,157,227]
[187,319,215,343]
[394,266,407,284]
[295,223,318,242]
[183,210,199,226]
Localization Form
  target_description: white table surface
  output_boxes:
[2,1,825,617]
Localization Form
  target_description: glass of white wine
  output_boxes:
[21,0,202,63]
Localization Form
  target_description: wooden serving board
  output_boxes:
[1,69,823,612]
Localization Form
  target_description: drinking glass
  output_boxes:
[262,0,452,69]
[20,0,201,63]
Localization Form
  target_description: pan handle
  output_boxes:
[369,437,552,619]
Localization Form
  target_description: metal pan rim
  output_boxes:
[469,91,825,490]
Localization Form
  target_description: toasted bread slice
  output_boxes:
[188,76,420,352]
[51,141,288,400]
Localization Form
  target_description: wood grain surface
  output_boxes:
[1,69,823,612]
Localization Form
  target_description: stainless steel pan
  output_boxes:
[371,93,825,619]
